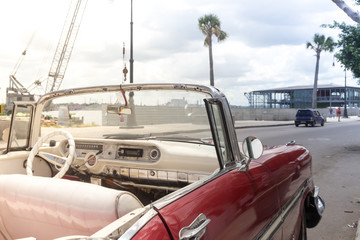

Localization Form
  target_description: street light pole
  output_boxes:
[344,69,348,118]
[332,55,349,118]
[129,0,134,83]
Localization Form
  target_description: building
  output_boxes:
[246,84,360,108]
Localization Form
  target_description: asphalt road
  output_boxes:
[236,119,360,240]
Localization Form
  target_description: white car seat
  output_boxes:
[0,174,143,240]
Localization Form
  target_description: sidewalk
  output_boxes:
[325,115,359,123]
[234,120,293,129]
[234,115,359,129]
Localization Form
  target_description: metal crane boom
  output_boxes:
[46,0,88,93]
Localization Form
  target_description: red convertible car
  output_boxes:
[0,84,324,239]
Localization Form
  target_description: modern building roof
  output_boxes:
[255,83,356,92]
[248,83,360,108]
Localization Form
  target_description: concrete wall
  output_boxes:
[1,107,358,139]
[230,107,359,121]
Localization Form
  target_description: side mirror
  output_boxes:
[107,105,132,115]
[242,136,263,160]
[2,127,9,143]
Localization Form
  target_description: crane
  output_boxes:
[6,36,36,112]
[46,0,88,93]
[5,0,87,113]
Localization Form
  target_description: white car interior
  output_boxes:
[0,85,224,239]
[0,174,143,239]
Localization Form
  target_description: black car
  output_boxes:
[295,109,325,127]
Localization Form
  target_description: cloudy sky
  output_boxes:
[0,0,358,106]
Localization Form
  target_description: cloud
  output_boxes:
[0,0,358,106]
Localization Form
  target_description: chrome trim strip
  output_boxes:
[256,179,311,240]
[118,208,158,240]
[37,83,224,105]
[106,166,210,185]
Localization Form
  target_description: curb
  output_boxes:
[235,123,294,129]
[356,219,360,240]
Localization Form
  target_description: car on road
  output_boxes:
[295,109,325,127]
[0,84,324,239]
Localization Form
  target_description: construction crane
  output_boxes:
[46,0,88,93]
[5,0,88,113]
[6,36,36,113]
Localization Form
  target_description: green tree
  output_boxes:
[198,14,228,86]
[326,22,360,82]
[306,33,336,108]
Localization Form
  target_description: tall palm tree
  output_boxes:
[198,14,228,86]
[306,33,336,108]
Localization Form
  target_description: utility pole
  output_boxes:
[344,69,348,118]
[129,0,134,83]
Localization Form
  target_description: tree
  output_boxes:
[198,14,228,86]
[327,22,360,82]
[326,0,360,82]
[331,0,360,23]
[306,34,336,108]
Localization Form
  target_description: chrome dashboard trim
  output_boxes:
[153,166,231,210]
[107,166,209,187]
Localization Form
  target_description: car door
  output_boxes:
[253,144,311,239]
[0,103,51,176]
[314,111,322,124]
[153,98,282,240]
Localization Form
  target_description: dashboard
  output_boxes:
[57,138,219,190]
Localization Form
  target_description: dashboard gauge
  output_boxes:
[85,152,98,168]
[149,148,161,160]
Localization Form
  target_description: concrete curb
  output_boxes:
[235,123,293,129]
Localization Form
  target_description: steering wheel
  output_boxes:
[26,130,76,179]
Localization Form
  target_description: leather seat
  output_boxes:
[0,174,143,240]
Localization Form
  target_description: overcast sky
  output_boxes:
[0,0,358,106]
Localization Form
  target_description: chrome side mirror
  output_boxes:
[2,127,9,143]
[239,136,264,172]
[242,136,263,160]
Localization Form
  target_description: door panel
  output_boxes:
[0,151,28,174]
[157,162,280,240]
[132,215,171,240]
[0,152,52,177]
[282,199,302,240]
[254,146,311,208]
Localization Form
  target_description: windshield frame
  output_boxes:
[29,84,224,147]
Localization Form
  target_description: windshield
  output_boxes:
[40,89,213,143]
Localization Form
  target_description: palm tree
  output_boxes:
[198,14,228,86]
[306,33,336,108]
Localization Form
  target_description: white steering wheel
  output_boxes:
[26,130,76,179]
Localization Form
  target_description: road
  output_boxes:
[236,119,360,240]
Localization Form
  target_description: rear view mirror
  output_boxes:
[107,105,132,115]
[242,136,263,159]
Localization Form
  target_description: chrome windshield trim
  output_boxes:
[37,83,224,106]
[118,208,158,240]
